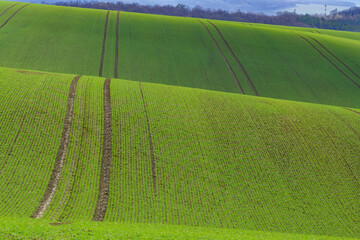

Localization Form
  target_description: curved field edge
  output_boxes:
[0,218,358,240]
[0,67,359,238]
[0,1,360,108]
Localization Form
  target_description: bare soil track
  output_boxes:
[114,12,120,78]
[0,4,17,18]
[207,20,259,96]
[298,34,360,89]
[99,11,110,77]
[307,35,360,82]
[0,4,29,30]
[139,82,157,196]
[31,76,81,219]
[93,78,112,222]
[197,19,244,94]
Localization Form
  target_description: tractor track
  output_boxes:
[31,76,81,219]
[99,11,110,77]
[114,12,120,78]
[344,108,360,116]
[207,20,259,96]
[298,34,360,89]
[93,78,112,222]
[307,35,360,82]
[0,4,29,30]
[197,19,244,94]
[0,4,17,18]
[139,82,157,196]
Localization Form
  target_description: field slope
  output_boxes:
[0,2,359,108]
[0,67,359,239]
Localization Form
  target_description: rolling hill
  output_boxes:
[0,1,360,108]
[0,66,359,239]
[0,1,360,239]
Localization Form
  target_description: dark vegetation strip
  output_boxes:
[0,4,17,18]
[344,108,360,116]
[114,11,120,78]
[197,19,244,94]
[99,11,110,77]
[93,78,113,222]
[0,4,29,30]
[307,35,360,82]
[139,82,157,196]
[298,34,360,89]
[207,20,259,96]
[31,76,81,219]
[0,114,26,175]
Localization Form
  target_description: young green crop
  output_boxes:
[0,1,359,108]
[0,65,359,238]
[1,217,358,240]
[0,68,74,218]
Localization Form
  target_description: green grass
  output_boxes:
[0,66,359,238]
[0,217,358,240]
[0,1,359,107]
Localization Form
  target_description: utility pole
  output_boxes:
[325,4,327,16]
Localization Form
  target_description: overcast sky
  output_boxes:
[114,0,360,14]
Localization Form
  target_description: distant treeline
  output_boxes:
[52,1,360,31]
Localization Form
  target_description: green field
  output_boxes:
[0,217,358,240]
[1,1,360,239]
[0,1,360,107]
[0,67,359,239]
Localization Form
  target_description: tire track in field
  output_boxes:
[197,19,244,94]
[139,82,157,196]
[52,83,84,220]
[298,34,360,89]
[99,11,110,77]
[0,4,17,18]
[114,12,120,78]
[303,107,360,190]
[93,78,112,222]
[0,113,26,175]
[207,20,259,96]
[31,76,81,219]
[0,4,29,30]
[307,35,360,82]
[344,108,360,116]
[331,111,360,141]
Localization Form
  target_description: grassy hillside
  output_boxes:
[0,67,359,238]
[0,218,357,240]
[0,2,359,108]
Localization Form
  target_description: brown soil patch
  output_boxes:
[99,11,110,77]
[0,4,29,30]
[17,70,47,75]
[114,12,120,78]
[197,19,244,94]
[139,82,157,196]
[92,78,112,222]
[0,4,17,18]
[49,222,71,226]
[298,34,360,89]
[207,20,259,96]
[31,76,81,219]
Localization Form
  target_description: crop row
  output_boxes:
[0,69,73,218]
[0,67,359,238]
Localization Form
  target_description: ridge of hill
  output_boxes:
[0,1,359,108]
[0,66,359,238]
